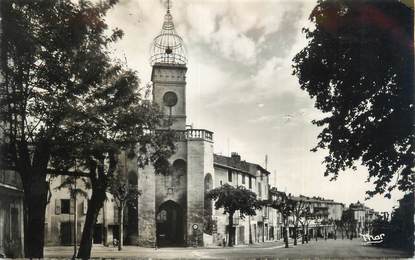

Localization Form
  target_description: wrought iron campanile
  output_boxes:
[150,0,187,66]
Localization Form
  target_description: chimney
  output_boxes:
[231,152,241,161]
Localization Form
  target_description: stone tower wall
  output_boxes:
[186,139,214,246]
[137,164,157,247]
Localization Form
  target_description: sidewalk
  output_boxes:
[44,239,292,258]
[44,239,412,259]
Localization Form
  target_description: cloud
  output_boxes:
[248,115,277,123]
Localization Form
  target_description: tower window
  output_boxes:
[228,169,232,182]
[249,177,252,189]
[61,199,70,214]
[242,174,246,184]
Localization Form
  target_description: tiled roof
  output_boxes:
[290,195,345,205]
[213,154,270,177]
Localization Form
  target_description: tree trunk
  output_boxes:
[228,213,234,247]
[118,206,123,251]
[77,189,106,259]
[315,228,318,241]
[23,177,48,258]
[324,227,327,240]
[293,226,297,245]
[283,218,289,248]
[301,225,305,244]
[19,141,50,258]
[248,216,252,244]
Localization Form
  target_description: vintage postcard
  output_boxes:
[0,0,413,259]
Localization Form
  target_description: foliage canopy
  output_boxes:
[206,183,260,218]
[292,0,414,198]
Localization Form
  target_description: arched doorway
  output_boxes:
[156,200,184,246]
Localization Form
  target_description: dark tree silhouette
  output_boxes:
[0,0,175,257]
[341,209,357,239]
[206,184,260,246]
[292,0,414,198]
[335,219,345,239]
[71,80,175,258]
[0,0,121,256]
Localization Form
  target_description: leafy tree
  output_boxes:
[321,218,333,240]
[206,184,260,246]
[385,192,414,253]
[341,209,357,239]
[292,0,414,198]
[108,165,140,251]
[0,0,175,257]
[266,188,295,248]
[0,0,120,256]
[312,210,329,241]
[291,199,307,245]
[68,70,174,258]
[298,206,313,244]
[335,219,345,239]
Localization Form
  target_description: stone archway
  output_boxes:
[156,200,184,247]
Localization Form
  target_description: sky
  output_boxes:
[104,0,403,213]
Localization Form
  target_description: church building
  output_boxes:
[136,3,275,247]
[44,2,279,248]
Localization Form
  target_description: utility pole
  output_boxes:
[227,138,230,156]
[274,170,277,188]
[265,154,268,170]
[73,160,77,259]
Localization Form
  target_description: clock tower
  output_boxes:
[150,2,187,130]
[137,0,213,248]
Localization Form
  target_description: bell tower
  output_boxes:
[138,0,214,248]
[150,0,187,130]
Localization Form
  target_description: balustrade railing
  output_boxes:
[174,129,213,142]
[149,128,213,142]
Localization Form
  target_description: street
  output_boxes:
[44,239,411,259]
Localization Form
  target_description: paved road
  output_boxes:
[44,239,412,259]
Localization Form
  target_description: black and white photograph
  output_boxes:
[0,0,414,258]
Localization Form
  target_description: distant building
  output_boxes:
[45,175,119,246]
[288,195,345,239]
[209,153,281,246]
[349,201,381,235]
[0,169,24,257]
[0,17,24,257]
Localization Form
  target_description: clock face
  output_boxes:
[163,91,178,107]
